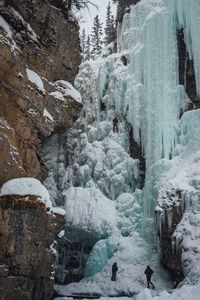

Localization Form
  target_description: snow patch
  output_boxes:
[63,187,117,236]
[11,8,38,42]
[43,108,54,122]
[0,15,19,53]
[53,80,82,103]
[52,206,65,216]
[0,177,52,208]
[26,68,45,93]
[49,91,66,102]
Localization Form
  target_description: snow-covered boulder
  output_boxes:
[0,177,52,208]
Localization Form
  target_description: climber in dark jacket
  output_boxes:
[111,262,118,281]
[113,117,118,133]
[144,266,155,289]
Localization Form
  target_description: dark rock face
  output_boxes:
[0,1,81,297]
[129,127,145,188]
[116,0,141,23]
[177,29,199,110]
[0,194,65,300]
[0,0,82,187]
[2,0,81,83]
[156,190,184,287]
[55,234,95,284]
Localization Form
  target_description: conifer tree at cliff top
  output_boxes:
[85,35,91,61]
[104,1,116,45]
[91,15,103,59]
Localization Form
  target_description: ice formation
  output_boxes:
[42,0,200,297]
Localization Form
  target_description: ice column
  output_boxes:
[118,0,182,217]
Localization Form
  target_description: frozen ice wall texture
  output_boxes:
[116,0,200,216]
[44,0,200,292]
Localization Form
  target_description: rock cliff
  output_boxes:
[0,0,82,298]
[0,195,65,300]
[156,190,184,287]
[0,0,82,187]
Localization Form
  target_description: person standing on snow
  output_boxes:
[111,262,118,281]
[113,117,118,133]
[144,266,155,289]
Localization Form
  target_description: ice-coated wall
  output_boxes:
[43,0,200,294]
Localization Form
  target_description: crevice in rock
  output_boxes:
[156,190,184,287]
[55,230,97,285]
[129,126,145,188]
[177,28,200,111]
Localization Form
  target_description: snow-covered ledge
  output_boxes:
[0,177,52,209]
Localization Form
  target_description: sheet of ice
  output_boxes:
[0,177,52,208]
[26,68,45,93]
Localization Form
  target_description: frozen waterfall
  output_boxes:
[43,0,200,297]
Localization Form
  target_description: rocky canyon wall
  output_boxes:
[0,0,82,298]
[0,195,65,300]
[0,0,82,187]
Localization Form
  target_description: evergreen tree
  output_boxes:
[85,35,91,61]
[104,1,116,45]
[80,29,86,61]
[91,15,103,59]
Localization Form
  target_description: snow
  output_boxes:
[53,80,82,103]
[52,206,65,216]
[27,108,38,117]
[54,298,73,300]
[11,8,38,42]
[135,283,200,300]
[43,108,54,122]
[26,68,45,93]
[58,230,65,238]
[0,117,14,133]
[0,15,19,53]
[0,16,12,39]
[49,91,66,102]
[63,187,117,237]
[0,177,52,209]
[54,283,200,300]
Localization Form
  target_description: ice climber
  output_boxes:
[144,266,155,289]
[111,262,118,281]
[113,116,118,133]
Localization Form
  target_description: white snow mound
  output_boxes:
[63,187,117,236]
[26,68,45,93]
[0,177,52,208]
